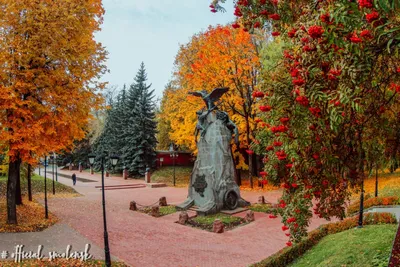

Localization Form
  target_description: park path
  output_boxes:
[39,168,334,267]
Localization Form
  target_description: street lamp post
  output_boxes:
[375,165,378,197]
[43,156,49,219]
[358,178,364,228]
[88,152,119,267]
[50,155,55,195]
[54,153,58,182]
[169,144,178,187]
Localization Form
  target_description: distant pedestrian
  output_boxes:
[72,173,76,186]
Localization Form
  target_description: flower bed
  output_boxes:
[252,212,397,267]
[389,223,400,267]
[347,196,399,215]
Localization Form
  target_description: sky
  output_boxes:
[95,0,235,100]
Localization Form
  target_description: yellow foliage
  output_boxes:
[162,25,263,167]
[0,0,107,165]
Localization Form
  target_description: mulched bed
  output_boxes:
[389,223,400,267]
[0,198,58,233]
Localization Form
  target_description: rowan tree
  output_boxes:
[211,0,400,243]
[0,0,107,224]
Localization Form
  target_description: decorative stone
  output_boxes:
[245,210,255,222]
[159,196,167,206]
[151,206,160,217]
[129,201,137,211]
[178,211,189,225]
[145,168,151,183]
[258,196,266,204]
[213,219,224,233]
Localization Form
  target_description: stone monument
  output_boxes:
[176,87,249,216]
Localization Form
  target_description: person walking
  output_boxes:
[72,173,77,186]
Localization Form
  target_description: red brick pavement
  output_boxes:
[46,169,335,267]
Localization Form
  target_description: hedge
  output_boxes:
[252,212,397,267]
[346,196,399,215]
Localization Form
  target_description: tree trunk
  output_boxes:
[15,166,22,205]
[7,157,21,224]
[27,164,32,201]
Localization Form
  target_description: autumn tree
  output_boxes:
[162,25,263,181]
[0,0,107,224]
[156,82,175,150]
[211,0,400,244]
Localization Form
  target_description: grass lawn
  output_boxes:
[0,174,79,199]
[138,205,177,217]
[192,213,242,225]
[290,225,397,267]
[360,169,400,198]
[249,203,275,213]
[150,166,192,187]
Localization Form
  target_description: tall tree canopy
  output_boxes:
[211,0,400,243]
[162,25,262,169]
[0,0,107,224]
[93,63,157,176]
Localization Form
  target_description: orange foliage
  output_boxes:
[0,0,107,165]
[162,25,262,168]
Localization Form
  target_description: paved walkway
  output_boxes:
[0,223,110,262]
[24,168,335,267]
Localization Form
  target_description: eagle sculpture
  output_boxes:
[188,87,229,110]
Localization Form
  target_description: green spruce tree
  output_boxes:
[127,63,157,175]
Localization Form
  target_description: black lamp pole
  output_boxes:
[358,178,364,228]
[44,156,48,219]
[375,166,378,197]
[89,153,118,267]
[169,144,177,187]
[101,155,111,267]
[51,155,55,195]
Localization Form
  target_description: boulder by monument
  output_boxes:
[129,201,137,211]
[151,206,160,217]
[178,211,189,225]
[245,210,255,222]
[159,197,167,207]
[176,88,249,216]
[213,219,224,233]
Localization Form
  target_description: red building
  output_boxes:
[155,150,195,168]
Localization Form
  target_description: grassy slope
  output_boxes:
[290,225,397,267]
[0,174,78,198]
[150,166,192,187]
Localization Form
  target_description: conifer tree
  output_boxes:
[128,63,157,175]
